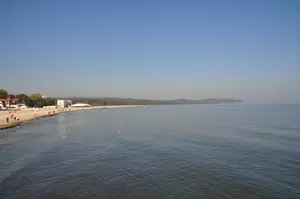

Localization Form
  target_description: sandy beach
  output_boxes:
[0,105,135,130]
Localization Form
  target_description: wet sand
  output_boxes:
[0,105,135,130]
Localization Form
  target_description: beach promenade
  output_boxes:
[0,105,135,130]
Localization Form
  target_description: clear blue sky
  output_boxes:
[1,0,299,102]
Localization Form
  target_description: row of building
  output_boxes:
[0,98,91,110]
[56,100,91,108]
[0,98,23,110]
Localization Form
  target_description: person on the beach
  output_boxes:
[6,117,9,123]
[16,117,19,121]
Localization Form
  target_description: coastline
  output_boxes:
[0,105,135,130]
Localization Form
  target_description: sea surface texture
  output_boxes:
[0,104,300,199]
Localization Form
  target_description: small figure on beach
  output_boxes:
[10,114,14,119]
[16,117,19,121]
[6,117,9,123]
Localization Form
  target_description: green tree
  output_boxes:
[0,89,8,98]
[35,100,45,108]
[44,98,56,106]
[9,94,15,99]
[30,93,42,101]
[16,94,32,106]
[16,94,29,101]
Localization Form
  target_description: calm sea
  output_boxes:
[0,104,300,199]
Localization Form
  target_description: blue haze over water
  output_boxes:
[0,104,300,198]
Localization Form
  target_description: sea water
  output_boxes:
[0,104,299,198]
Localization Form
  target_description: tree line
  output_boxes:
[1,88,242,107]
[0,89,56,108]
[67,97,242,106]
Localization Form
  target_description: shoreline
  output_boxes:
[0,113,58,130]
[0,105,135,130]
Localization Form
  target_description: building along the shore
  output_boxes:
[57,100,72,108]
[71,103,91,107]
[0,98,19,108]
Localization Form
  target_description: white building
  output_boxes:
[0,101,6,109]
[71,103,91,107]
[17,104,28,110]
[57,100,72,108]
[10,104,28,110]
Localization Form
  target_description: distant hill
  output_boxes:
[59,97,242,106]
[174,98,242,104]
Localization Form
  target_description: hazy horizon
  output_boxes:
[1,0,299,103]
